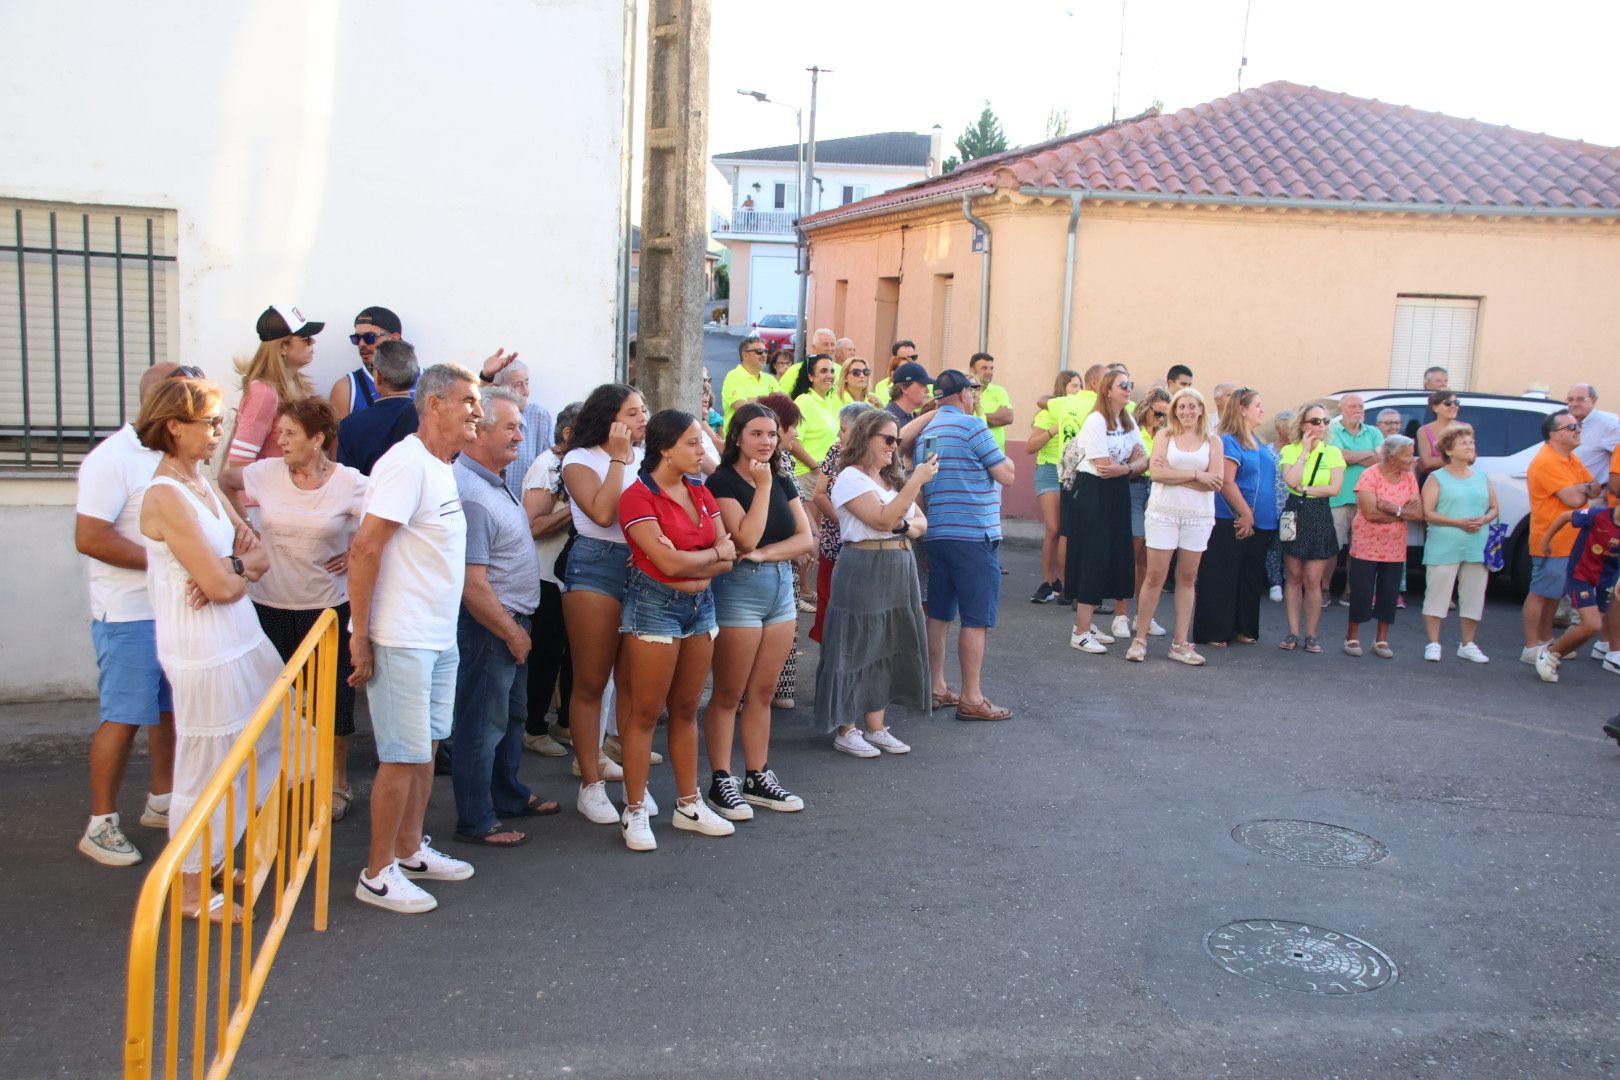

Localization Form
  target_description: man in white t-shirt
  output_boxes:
[347,363,481,914]
[73,362,180,866]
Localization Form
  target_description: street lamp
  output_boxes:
[739,85,817,360]
[736,89,803,221]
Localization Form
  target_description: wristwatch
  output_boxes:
[230,555,246,576]
[1394,505,1402,519]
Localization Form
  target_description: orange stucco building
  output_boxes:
[801,82,1620,517]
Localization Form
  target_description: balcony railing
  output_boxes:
[715,208,797,236]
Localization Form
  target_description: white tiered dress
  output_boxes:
[144,476,284,872]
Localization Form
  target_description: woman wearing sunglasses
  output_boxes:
[1416,390,1461,479]
[837,357,882,407]
[1277,403,1346,652]
[1062,370,1145,654]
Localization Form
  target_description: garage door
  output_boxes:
[748,247,798,327]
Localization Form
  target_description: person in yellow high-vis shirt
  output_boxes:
[721,336,780,432]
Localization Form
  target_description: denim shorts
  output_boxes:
[620,568,718,642]
[1529,555,1568,600]
[91,618,173,726]
[563,535,631,601]
[712,559,797,627]
[1035,462,1061,497]
[1129,476,1151,539]
[368,643,458,764]
[924,538,1001,628]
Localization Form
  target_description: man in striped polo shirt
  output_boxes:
[911,369,1016,721]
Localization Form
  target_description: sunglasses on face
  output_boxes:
[744,347,767,356]
[1117,381,1134,392]
[350,331,388,346]
[1439,399,1459,407]
[849,368,870,376]
[1556,421,1582,432]
[877,433,899,446]
[1304,417,1329,426]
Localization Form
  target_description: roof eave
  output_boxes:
[802,184,1001,232]
[1018,187,1620,219]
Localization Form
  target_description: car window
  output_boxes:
[1457,407,1509,457]
[759,314,794,328]
[1505,410,1547,455]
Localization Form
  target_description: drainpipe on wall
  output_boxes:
[960,194,991,354]
[1058,194,1081,373]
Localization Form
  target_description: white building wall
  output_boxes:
[0,0,629,701]
[723,162,928,213]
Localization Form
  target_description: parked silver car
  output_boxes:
[1328,389,1564,595]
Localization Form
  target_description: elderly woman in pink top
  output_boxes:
[1343,433,1423,659]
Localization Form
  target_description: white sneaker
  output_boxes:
[1592,640,1612,661]
[79,816,141,867]
[833,728,880,758]
[571,755,625,781]
[355,862,437,914]
[1145,618,1167,637]
[397,835,475,881]
[138,800,169,829]
[1456,642,1490,664]
[1534,646,1560,684]
[1069,631,1108,654]
[577,780,619,824]
[671,797,735,837]
[1110,615,1131,639]
[1088,624,1116,644]
[522,732,567,757]
[864,727,911,754]
[1423,642,1442,663]
[1603,656,1620,676]
[621,804,656,851]
[643,788,659,817]
[1269,585,1283,602]
[1520,642,1551,665]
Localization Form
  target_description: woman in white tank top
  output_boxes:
[1130,388,1226,665]
[137,377,284,920]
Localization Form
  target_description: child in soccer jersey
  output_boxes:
[1534,501,1620,684]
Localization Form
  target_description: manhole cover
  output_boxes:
[1205,920,1398,994]
[1231,820,1388,867]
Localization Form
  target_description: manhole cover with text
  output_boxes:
[1231,819,1388,867]
[1205,920,1398,994]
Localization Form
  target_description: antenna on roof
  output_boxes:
[1111,0,1127,123]
[1237,0,1253,91]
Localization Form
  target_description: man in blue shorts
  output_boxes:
[73,362,180,865]
[911,369,1016,723]
[1533,500,1620,684]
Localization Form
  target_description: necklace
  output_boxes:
[160,459,211,500]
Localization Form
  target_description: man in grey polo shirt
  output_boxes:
[450,387,548,846]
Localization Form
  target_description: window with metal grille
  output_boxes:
[1388,296,1477,391]
[0,199,178,469]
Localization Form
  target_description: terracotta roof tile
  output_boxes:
[805,82,1620,229]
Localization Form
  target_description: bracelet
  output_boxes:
[611,457,633,466]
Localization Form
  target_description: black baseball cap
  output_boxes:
[891,362,933,387]
[933,369,980,398]
[354,306,402,335]
[256,304,324,341]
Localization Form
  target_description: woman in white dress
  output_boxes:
[137,377,284,918]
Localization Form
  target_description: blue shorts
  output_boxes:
[1529,555,1568,600]
[924,538,1002,629]
[712,559,796,627]
[1129,476,1151,539]
[620,568,718,642]
[368,644,458,764]
[563,536,631,601]
[1570,578,1612,614]
[91,618,173,726]
[1035,462,1062,497]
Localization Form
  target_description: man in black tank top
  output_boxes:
[329,306,404,421]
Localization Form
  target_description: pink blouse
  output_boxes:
[229,381,284,464]
[1350,467,1418,562]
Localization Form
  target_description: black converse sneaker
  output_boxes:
[743,767,805,812]
[706,772,754,822]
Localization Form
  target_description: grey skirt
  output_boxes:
[812,545,932,732]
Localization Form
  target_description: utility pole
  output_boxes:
[793,65,827,364]
[637,0,711,413]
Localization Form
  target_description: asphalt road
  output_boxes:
[5,542,1619,1079]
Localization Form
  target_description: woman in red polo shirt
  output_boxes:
[615,410,739,853]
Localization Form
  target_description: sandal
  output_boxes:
[452,824,529,848]
[1303,636,1323,654]
[932,689,962,708]
[956,699,1013,722]
[510,795,561,817]
[331,785,354,822]
[1372,641,1394,659]
[1279,634,1298,651]
[1124,639,1147,662]
[1343,639,1363,657]
[1233,634,1259,645]
[1168,643,1206,667]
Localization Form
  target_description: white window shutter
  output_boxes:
[1388,297,1477,390]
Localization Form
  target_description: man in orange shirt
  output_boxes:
[1520,409,1602,661]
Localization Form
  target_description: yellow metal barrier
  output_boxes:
[125,608,338,1080]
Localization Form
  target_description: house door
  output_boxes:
[748,246,798,326]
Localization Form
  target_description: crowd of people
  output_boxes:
[72,307,1620,916]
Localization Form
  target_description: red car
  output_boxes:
[751,313,798,350]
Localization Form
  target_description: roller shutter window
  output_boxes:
[1388,296,1477,391]
[0,199,178,467]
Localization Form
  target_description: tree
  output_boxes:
[943,101,1008,174]
[1045,107,1070,141]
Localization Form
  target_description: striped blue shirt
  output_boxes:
[919,405,1006,542]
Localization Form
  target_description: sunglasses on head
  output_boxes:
[350,331,389,346]
[169,365,205,379]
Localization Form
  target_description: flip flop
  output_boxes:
[510,795,560,818]
[956,699,1013,722]
[331,786,354,822]
[1279,634,1298,651]
[453,825,528,847]
[932,689,961,708]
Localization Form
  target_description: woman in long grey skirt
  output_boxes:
[814,409,937,758]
